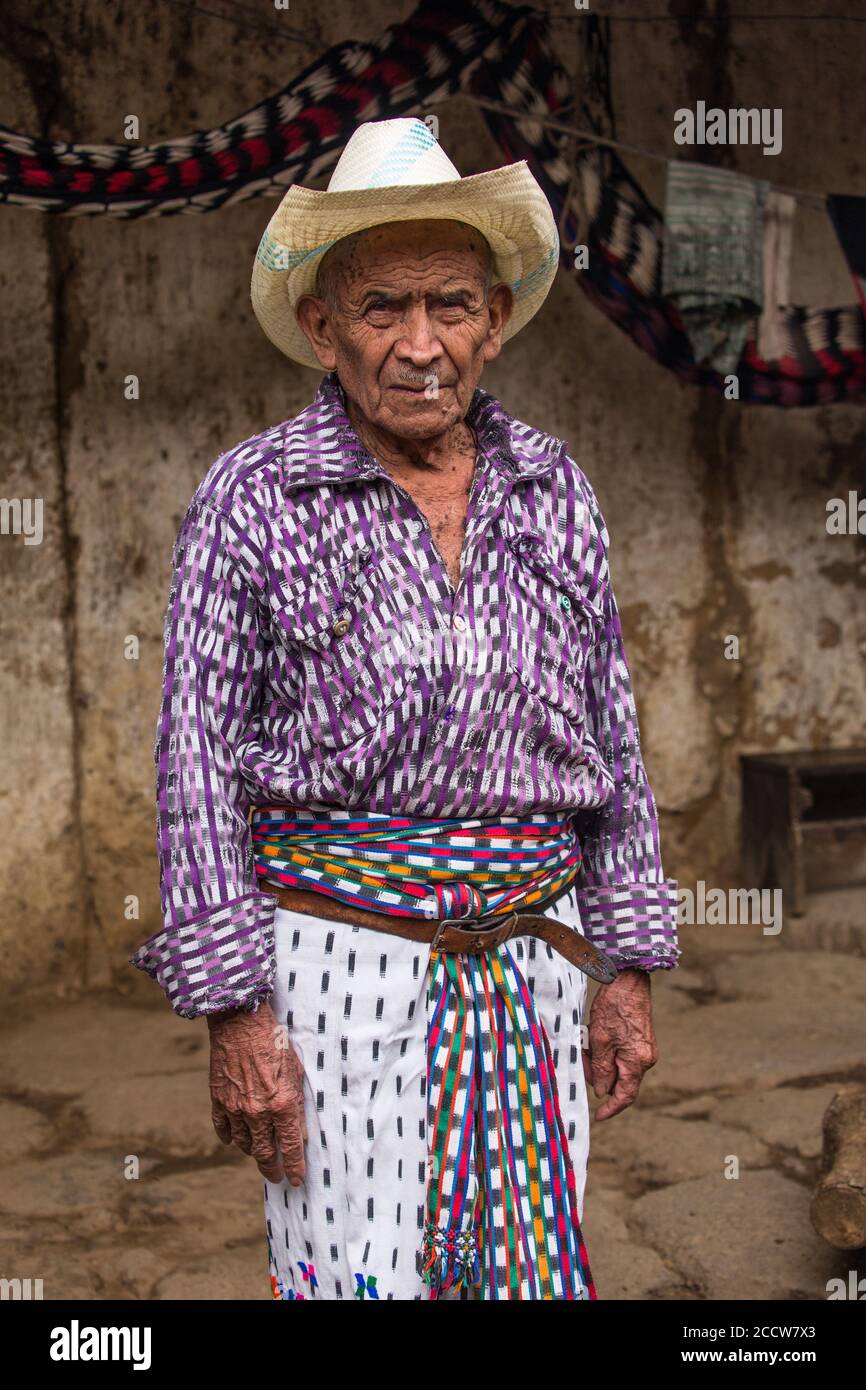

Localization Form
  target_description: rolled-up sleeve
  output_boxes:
[571,489,680,973]
[130,495,277,1018]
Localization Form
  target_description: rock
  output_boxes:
[152,1241,265,1300]
[78,1071,217,1160]
[111,1246,173,1299]
[642,951,866,1095]
[580,1186,684,1299]
[590,1111,769,1191]
[779,888,866,958]
[713,1084,839,1160]
[0,1242,104,1300]
[630,1170,840,1299]
[123,1157,263,1253]
[1,1001,207,1097]
[0,1152,127,1226]
[658,1094,718,1120]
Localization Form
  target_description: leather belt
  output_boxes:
[258,880,618,984]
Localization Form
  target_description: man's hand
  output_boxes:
[582,968,658,1121]
[207,1001,307,1185]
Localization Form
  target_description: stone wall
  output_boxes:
[1,0,863,1001]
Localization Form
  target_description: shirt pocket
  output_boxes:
[269,544,407,742]
[504,524,604,722]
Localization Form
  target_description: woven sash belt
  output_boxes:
[250,805,611,1298]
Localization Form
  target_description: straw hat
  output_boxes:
[250,117,560,368]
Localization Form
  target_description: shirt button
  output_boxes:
[442,705,456,720]
[559,594,572,611]
[332,617,350,637]
[453,615,467,633]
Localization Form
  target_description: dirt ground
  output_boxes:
[1,905,864,1301]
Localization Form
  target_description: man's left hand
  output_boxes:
[582,968,658,1121]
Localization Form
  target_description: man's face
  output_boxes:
[295,219,513,441]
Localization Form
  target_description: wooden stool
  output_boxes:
[740,748,866,917]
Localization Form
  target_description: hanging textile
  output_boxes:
[0,0,498,218]
[757,191,796,363]
[536,141,866,407]
[660,161,769,375]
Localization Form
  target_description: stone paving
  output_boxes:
[1,914,864,1301]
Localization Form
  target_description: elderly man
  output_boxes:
[132,118,679,1302]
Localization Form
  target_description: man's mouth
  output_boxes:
[388,382,448,395]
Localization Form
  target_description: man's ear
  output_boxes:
[482,283,514,363]
[295,295,338,371]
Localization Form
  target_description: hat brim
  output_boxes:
[250,160,560,369]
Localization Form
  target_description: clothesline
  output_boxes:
[142,0,848,209]
[144,0,842,210]
[429,94,830,210]
[547,10,866,22]
[153,0,866,32]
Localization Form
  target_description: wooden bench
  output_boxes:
[740,749,866,916]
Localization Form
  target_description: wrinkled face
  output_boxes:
[295,219,513,441]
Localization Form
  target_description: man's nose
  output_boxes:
[393,306,443,365]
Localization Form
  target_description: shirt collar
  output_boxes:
[280,371,562,491]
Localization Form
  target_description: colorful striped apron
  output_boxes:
[251,806,597,1301]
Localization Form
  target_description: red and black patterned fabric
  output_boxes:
[1,0,863,405]
[0,0,499,218]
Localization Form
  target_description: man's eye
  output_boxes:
[366,302,393,316]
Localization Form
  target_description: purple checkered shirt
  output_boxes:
[131,372,679,1018]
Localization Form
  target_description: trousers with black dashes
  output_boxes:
[263,890,591,1301]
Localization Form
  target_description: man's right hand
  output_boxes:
[207,1000,307,1185]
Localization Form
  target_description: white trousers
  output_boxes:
[263,889,590,1301]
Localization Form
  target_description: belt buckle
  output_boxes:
[430,919,451,950]
[431,910,519,953]
[430,913,487,951]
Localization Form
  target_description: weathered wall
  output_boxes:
[0,0,863,1002]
